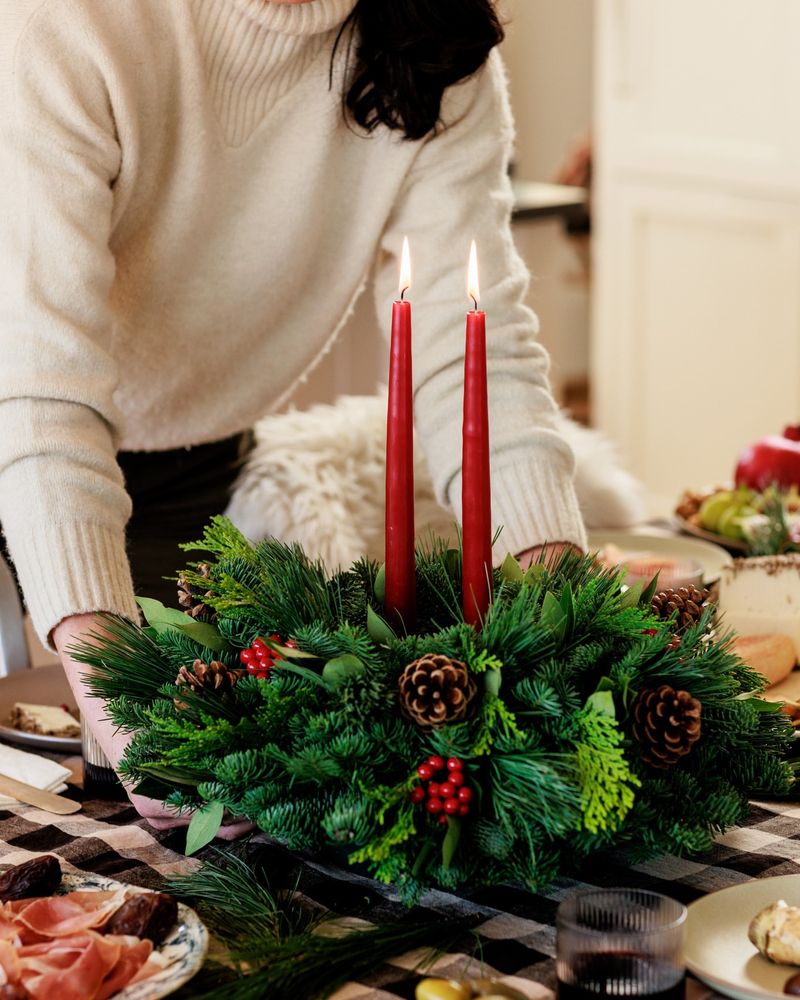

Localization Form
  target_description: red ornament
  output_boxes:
[457,787,473,803]
[417,764,434,781]
[449,770,465,787]
[438,814,448,825]
[444,797,460,815]
[458,804,470,817]
[426,797,443,814]
[410,786,425,804]
[735,426,800,490]
[428,782,440,798]
[439,781,455,799]
[427,756,445,771]
[447,757,463,771]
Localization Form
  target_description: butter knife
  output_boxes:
[0,773,81,814]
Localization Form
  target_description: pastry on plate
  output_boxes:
[749,899,800,964]
[9,703,80,738]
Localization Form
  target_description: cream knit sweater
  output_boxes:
[0,0,587,645]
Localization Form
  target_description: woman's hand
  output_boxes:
[52,613,252,838]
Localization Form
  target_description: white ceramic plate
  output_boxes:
[586,528,733,585]
[0,664,81,753]
[685,875,800,1000]
[56,872,208,999]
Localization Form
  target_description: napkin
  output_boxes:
[0,744,72,806]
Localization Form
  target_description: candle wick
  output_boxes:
[471,295,478,311]
[400,286,409,301]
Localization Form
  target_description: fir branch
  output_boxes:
[69,614,176,702]
[489,750,582,838]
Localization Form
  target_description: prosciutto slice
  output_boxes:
[18,932,121,1000]
[0,882,173,998]
[16,890,127,938]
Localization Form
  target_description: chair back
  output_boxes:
[0,553,30,677]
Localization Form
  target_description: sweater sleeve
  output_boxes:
[373,51,587,559]
[0,4,138,645]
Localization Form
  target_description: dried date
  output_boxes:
[0,855,61,902]
[0,985,27,1000]
[103,892,178,945]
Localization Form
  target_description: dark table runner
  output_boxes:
[0,775,796,999]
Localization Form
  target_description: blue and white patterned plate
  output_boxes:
[57,872,208,1000]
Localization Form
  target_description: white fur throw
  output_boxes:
[226,395,646,568]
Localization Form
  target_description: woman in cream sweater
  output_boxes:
[0,0,585,827]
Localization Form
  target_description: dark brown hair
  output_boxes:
[334,0,505,141]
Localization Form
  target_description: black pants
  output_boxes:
[1,433,252,611]
[118,433,253,607]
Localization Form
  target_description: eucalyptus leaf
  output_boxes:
[178,620,229,653]
[559,582,576,636]
[540,591,567,641]
[186,800,225,856]
[586,689,616,718]
[620,580,644,609]
[640,573,661,608]
[484,669,502,698]
[444,548,461,576]
[524,563,546,584]
[262,639,320,661]
[322,654,365,687]
[138,763,201,787]
[500,553,524,583]
[374,564,386,603]
[272,661,330,690]
[367,605,397,645]
[442,816,462,870]
[136,596,189,629]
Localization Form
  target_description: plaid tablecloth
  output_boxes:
[0,766,797,999]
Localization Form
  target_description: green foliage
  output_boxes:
[575,706,640,834]
[86,519,794,900]
[168,852,470,1000]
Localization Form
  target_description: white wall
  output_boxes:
[501,0,594,180]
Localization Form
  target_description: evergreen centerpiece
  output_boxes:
[73,517,795,904]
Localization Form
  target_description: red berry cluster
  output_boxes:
[239,635,296,679]
[410,756,473,825]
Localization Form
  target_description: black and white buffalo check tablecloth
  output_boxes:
[0,762,798,999]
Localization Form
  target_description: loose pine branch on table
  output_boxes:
[167,852,471,1000]
[70,515,795,902]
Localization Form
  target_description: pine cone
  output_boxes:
[177,563,215,620]
[631,684,702,769]
[651,585,709,631]
[176,659,245,696]
[398,654,477,729]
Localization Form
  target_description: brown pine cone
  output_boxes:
[176,659,245,696]
[177,563,215,620]
[651,585,709,631]
[631,684,702,769]
[398,654,477,729]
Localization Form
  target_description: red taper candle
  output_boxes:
[462,240,492,625]
[384,236,416,630]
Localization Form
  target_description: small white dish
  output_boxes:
[587,528,733,586]
[685,874,800,1000]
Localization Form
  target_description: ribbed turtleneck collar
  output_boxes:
[227,0,358,36]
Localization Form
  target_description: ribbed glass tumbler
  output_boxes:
[556,888,687,1000]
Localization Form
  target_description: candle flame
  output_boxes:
[398,236,411,297]
[467,240,480,307]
